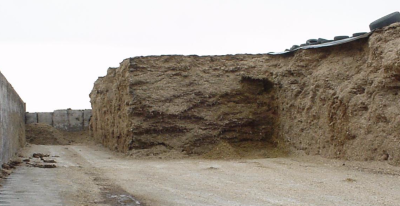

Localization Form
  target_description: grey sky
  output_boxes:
[0,0,399,111]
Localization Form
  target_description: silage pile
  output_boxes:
[90,23,400,165]
[26,123,91,145]
[26,123,70,145]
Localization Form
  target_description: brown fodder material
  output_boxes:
[275,24,400,165]
[202,141,287,160]
[202,141,240,160]
[26,123,70,145]
[90,58,280,157]
[90,23,400,165]
[26,123,92,145]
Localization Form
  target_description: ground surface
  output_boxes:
[1,143,400,206]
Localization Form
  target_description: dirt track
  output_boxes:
[2,143,400,206]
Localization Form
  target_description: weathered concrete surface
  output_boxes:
[37,112,53,125]
[0,166,64,206]
[0,71,25,165]
[53,110,68,131]
[31,109,92,132]
[67,110,84,132]
[83,109,92,128]
[0,144,140,206]
[25,113,37,124]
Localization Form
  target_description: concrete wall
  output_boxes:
[83,109,92,128]
[38,112,53,125]
[0,71,26,166]
[52,110,68,130]
[26,109,91,132]
[25,113,37,124]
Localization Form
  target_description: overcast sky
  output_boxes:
[0,0,399,112]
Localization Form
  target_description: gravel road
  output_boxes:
[1,144,400,206]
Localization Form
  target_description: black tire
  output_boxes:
[306,39,318,45]
[352,32,368,37]
[317,38,328,44]
[290,45,299,50]
[321,39,333,43]
[369,12,400,31]
[334,36,349,41]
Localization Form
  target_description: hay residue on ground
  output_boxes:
[202,141,287,160]
[26,123,69,145]
[26,123,92,145]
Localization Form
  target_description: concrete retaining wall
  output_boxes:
[0,71,26,166]
[26,109,92,132]
[25,113,37,124]
[38,112,53,125]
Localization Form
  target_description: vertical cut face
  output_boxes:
[89,56,280,156]
[89,24,400,164]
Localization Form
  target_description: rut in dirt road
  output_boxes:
[3,143,400,206]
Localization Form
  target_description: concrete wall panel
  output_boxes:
[25,113,38,124]
[53,110,68,131]
[0,71,26,165]
[37,112,53,125]
[68,110,84,131]
[83,109,92,128]
[31,109,91,132]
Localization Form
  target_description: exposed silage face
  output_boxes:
[90,24,400,164]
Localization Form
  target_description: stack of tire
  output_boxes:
[286,12,400,52]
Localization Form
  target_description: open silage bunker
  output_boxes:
[90,23,400,164]
[89,54,282,158]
